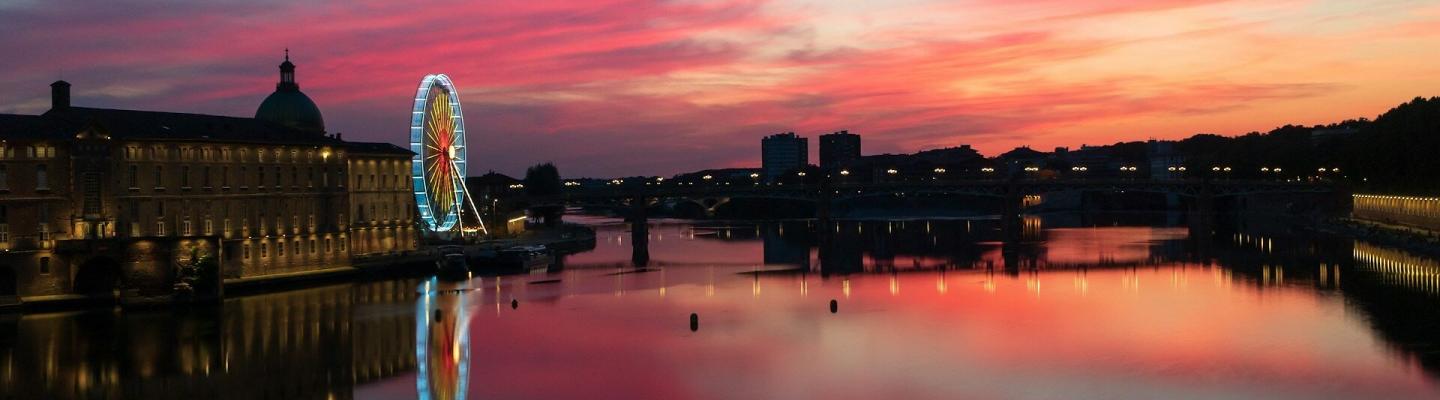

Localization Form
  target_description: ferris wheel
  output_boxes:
[410,74,485,235]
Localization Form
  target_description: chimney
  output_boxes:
[50,80,71,111]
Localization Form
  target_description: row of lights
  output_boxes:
[1354,194,1440,202]
[572,164,1346,187]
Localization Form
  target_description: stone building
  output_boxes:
[0,54,417,306]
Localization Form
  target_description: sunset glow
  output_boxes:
[2,0,1438,175]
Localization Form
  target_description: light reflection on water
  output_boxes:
[5,214,1440,399]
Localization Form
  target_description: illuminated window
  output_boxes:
[182,217,192,236]
[156,220,166,236]
[203,218,213,235]
[0,223,8,248]
[223,218,231,238]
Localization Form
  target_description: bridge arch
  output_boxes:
[0,264,15,296]
[73,256,122,296]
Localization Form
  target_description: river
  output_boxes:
[5,213,1440,399]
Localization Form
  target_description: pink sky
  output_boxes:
[3,0,1439,176]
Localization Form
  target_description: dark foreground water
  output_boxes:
[5,213,1440,399]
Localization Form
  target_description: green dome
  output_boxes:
[256,89,324,133]
[255,51,325,133]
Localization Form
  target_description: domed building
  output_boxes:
[0,52,419,307]
[255,50,326,134]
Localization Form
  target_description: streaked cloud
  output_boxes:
[1,0,1436,176]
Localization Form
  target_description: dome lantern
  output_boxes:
[256,50,325,134]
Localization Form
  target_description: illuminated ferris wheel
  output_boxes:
[410,74,485,235]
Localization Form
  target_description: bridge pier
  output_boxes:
[629,195,650,268]
[1000,186,1025,243]
[1187,187,1216,243]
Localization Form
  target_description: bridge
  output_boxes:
[531,178,1344,267]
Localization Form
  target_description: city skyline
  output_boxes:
[3,0,1439,177]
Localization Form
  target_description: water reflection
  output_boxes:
[415,278,471,400]
[0,280,419,399]
[6,214,1440,399]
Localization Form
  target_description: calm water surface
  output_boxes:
[6,214,1440,399]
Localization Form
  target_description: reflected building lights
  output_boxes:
[1354,242,1440,296]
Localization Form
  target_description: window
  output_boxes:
[241,218,250,237]
[339,237,347,252]
[273,166,281,187]
[309,239,316,254]
[156,220,167,236]
[243,243,251,259]
[156,201,165,217]
[278,241,285,256]
[181,166,190,188]
[291,167,298,187]
[130,222,140,237]
[221,166,229,188]
[203,218,213,235]
[38,222,49,244]
[325,238,332,253]
[0,165,7,191]
[154,166,164,189]
[39,257,50,274]
[0,223,8,248]
[128,165,138,188]
[223,219,231,238]
[35,165,48,190]
[260,242,268,258]
[202,166,211,188]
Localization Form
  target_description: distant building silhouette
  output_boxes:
[819,130,860,171]
[761,132,808,181]
[1147,140,1185,180]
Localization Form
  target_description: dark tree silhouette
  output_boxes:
[524,163,564,226]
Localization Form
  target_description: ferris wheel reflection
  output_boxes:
[416,277,473,400]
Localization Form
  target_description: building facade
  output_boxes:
[0,55,416,305]
[818,130,860,170]
[761,132,808,181]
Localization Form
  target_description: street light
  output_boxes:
[840,169,850,176]
[933,167,946,174]
[981,167,995,173]
[703,174,713,180]
[886,168,898,175]
[797,171,807,177]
